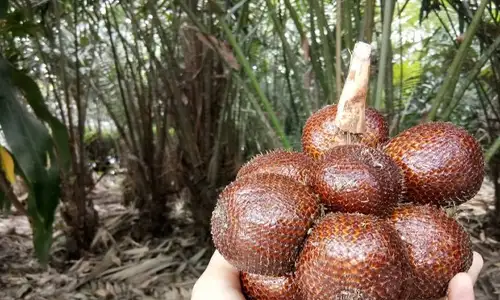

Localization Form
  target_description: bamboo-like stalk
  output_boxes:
[113,6,147,146]
[397,1,403,109]
[343,0,353,51]
[374,0,395,110]
[103,4,140,157]
[359,0,375,43]
[73,0,90,212]
[475,82,495,137]
[207,79,232,185]
[352,1,361,37]
[282,44,301,126]
[311,0,336,103]
[284,0,328,95]
[284,0,306,46]
[236,1,250,32]
[486,135,500,163]
[215,11,291,149]
[235,74,282,148]
[335,0,343,100]
[265,0,311,115]
[307,3,329,96]
[427,0,489,121]
[54,0,78,177]
[385,44,394,115]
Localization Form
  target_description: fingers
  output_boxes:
[191,251,245,300]
[192,251,485,300]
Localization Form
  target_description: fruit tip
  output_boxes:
[352,41,372,61]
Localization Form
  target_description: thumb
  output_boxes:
[446,272,475,300]
[191,251,245,300]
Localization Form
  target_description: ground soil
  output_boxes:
[0,175,499,300]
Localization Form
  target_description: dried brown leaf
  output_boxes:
[16,283,32,298]
[122,247,149,257]
[104,256,174,282]
[94,288,112,299]
[195,32,240,70]
[189,247,207,265]
[175,261,188,274]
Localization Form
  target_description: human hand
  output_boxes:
[191,250,245,300]
[441,251,484,300]
[191,250,484,300]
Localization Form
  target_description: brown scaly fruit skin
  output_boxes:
[295,213,411,300]
[310,144,403,217]
[211,173,321,276]
[237,149,316,186]
[383,122,484,207]
[390,204,473,300]
[240,272,302,300]
[301,104,389,159]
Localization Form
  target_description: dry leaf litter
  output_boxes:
[0,174,499,300]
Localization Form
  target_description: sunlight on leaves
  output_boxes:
[0,145,15,184]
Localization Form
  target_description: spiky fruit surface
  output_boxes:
[211,173,320,276]
[310,144,403,216]
[295,213,410,300]
[390,204,473,300]
[209,42,482,299]
[301,105,389,159]
[240,272,301,300]
[383,122,484,206]
[237,149,315,186]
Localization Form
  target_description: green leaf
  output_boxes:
[0,56,64,264]
[265,0,310,116]
[29,167,60,261]
[31,214,53,263]
[9,63,71,173]
[441,34,500,120]
[427,0,489,121]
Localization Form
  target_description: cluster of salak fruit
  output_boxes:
[210,43,484,300]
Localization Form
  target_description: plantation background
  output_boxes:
[0,0,499,299]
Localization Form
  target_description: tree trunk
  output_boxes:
[486,156,500,239]
[491,160,500,220]
[60,174,99,259]
[125,156,174,239]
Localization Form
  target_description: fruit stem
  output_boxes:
[334,42,372,134]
